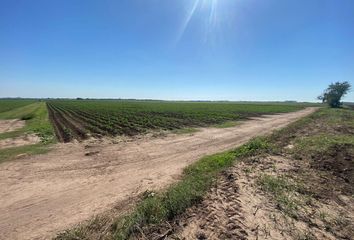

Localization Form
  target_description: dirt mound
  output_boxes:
[0,119,25,133]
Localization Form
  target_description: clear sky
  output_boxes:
[1,0,353,102]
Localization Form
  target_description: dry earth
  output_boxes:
[0,108,317,240]
[0,134,41,149]
[0,119,25,133]
[167,155,354,240]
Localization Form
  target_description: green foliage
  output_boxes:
[0,102,55,142]
[47,100,306,141]
[0,99,36,113]
[318,81,351,108]
[276,107,354,159]
[293,134,354,158]
[234,137,272,157]
[20,113,35,120]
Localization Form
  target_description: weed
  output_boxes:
[258,174,301,217]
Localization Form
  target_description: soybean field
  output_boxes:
[47,100,306,142]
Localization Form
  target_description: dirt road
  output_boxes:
[0,108,317,240]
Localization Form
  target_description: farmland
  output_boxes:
[47,100,306,142]
[0,101,55,163]
[53,107,353,240]
[0,99,36,113]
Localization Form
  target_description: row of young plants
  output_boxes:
[47,100,306,142]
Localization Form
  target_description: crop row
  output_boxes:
[47,100,305,142]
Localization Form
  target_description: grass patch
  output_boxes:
[0,102,55,162]
[0,143,52,164]
[212,121,240,128]
[0,102,55,143]
[292,134,354,158]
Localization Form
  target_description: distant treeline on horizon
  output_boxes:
[0,97,326,104]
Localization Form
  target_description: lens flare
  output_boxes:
[176,0,220,43]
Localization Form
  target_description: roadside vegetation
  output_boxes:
[0,99,35,113]
[47,100,308,142]
[0,101,55,163]
[55,138,270,240]
[56,106,354,240]
[0,102,54,141]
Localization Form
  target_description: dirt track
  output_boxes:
[0,119,25,133]
[0,108,317,240]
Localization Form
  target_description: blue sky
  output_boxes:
[0,0,353,102]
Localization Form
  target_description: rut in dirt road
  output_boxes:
[0,107,318,240]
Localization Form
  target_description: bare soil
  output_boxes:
[0,108,317,240]
[165,154,354,240]
[0,134,41,149]
[0,119,25,133]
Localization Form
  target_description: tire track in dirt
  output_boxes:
[175,170,249,240]
[0,108,318,240]
[170,157,294,240]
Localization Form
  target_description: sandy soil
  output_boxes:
[0,119,25,133]
[0,108,317,240]
[0,134,41,149]
[170,155,347,240]
[169,155,354,240]
[172,157,293,240]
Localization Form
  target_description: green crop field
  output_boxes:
[47,100,309,142]
[0,99,36,113]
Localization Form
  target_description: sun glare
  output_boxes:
[176,0,221,43]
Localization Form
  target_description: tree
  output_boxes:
[318,81,351,108]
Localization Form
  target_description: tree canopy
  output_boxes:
[318,81,351,108]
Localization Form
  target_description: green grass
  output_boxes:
[0,102,54,142]
[293,134,354,157]
[0,143,52,164]
[0,102,55,162]
[0,99,36,113]
[212,121,240,128]
[270,107,354,159]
